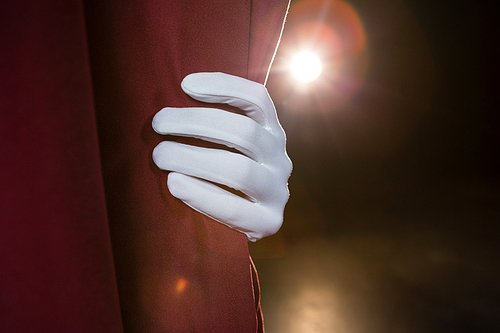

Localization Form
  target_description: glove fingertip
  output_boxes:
[166,172,187,198]
[181,72,210,95]
[152,142,166,169]
[181,72,196,88]
[151,111,164,133]
[181,72,232,97]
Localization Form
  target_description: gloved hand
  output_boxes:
[152,72,292,241]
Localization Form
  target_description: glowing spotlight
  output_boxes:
[290,51,323,83]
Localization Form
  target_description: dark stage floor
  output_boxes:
[251,181,499,333]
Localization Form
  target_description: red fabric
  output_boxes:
[0,1,123,332]
[1,0,288,332]
[85,1,289,331]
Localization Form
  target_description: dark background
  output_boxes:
[250,0,499,332]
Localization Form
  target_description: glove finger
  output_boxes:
[181,72,281,133]
[153,141,270,200]
[152,107,275,162]
[167,172,283,241]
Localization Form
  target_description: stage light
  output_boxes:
[290,51,323,83]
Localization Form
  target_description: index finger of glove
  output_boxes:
[181,72,279,132]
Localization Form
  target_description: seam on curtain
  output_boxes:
[263,0,290,86]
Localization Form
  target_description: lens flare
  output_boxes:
[290,51,323,83]
[267,0,370,111]
[175,277,188,294]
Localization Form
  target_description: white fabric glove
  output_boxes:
[152,72,292,241]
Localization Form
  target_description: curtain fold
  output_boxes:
[0,1,123,332]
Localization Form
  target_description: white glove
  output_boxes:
[152,72,292,241]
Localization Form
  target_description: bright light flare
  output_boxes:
[175,278,188,294]
[290,51,323,83]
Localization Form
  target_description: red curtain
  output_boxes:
[0,0,288,332]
